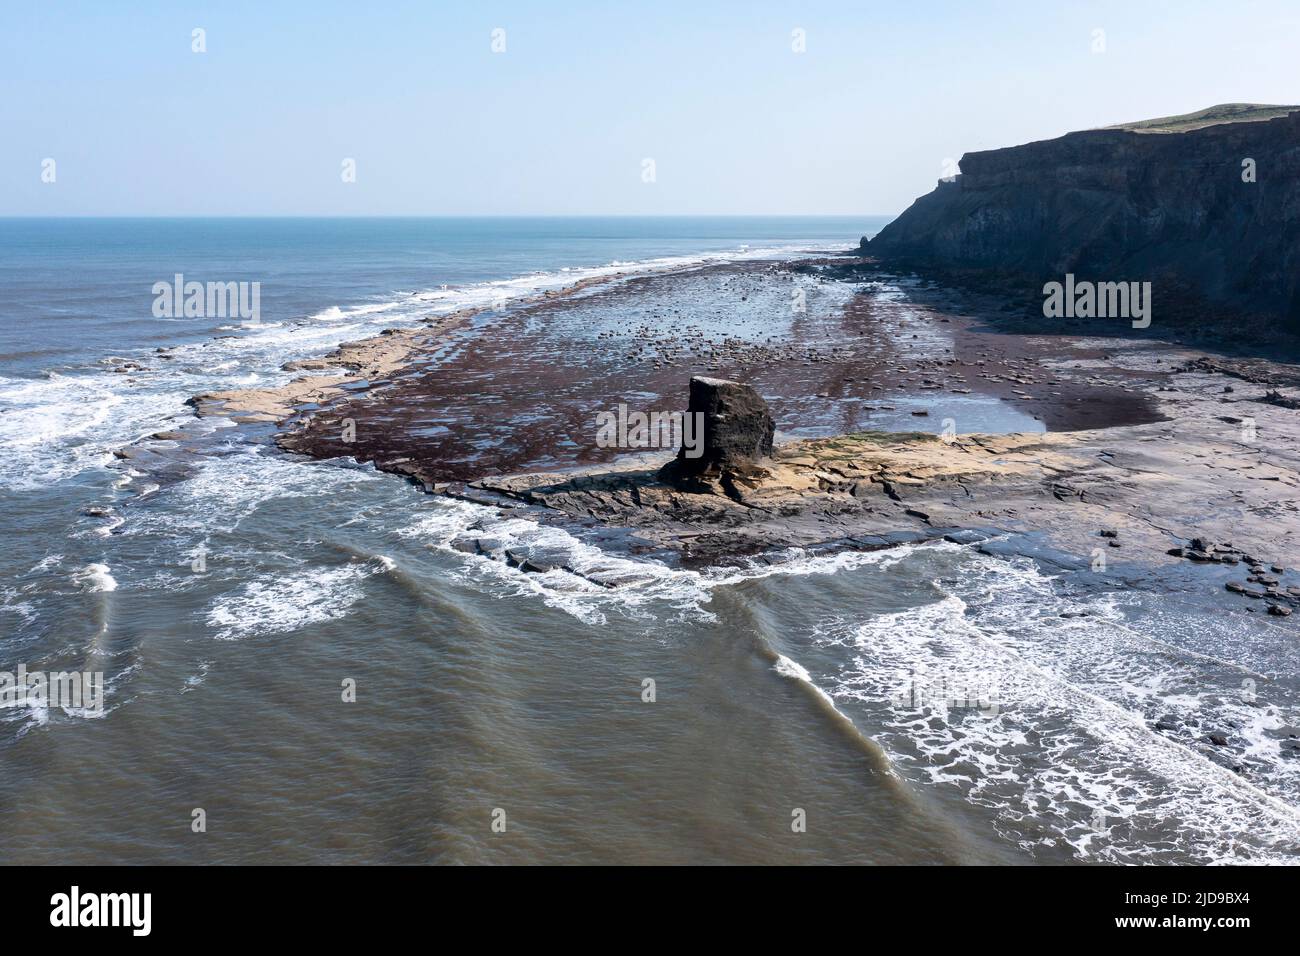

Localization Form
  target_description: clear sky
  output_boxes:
[3,0,1299,217]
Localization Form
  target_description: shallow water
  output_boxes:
[2,217,1297,864]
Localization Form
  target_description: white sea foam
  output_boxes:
[126,444,384,539]
[206,557,391,641]
[309,302,394,322]
[0,589,39,628]
[773,653,854,720]
[71,563,117,593]
[774,654,813,682]
[181,661,213,693]
[0,373,131,488]
[91,515,126,537]
[0,661,137,738]
[817,550,1300,864]
[396,498,929,627]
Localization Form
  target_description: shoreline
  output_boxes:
[183,245,856,425]
[186,270,642,423]
[168,250,1300,608]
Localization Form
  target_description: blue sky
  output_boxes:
[3,0,1298,216]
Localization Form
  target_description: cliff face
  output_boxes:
[867,105,1300,328]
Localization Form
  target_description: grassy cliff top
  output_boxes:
[1103,103,1300,133]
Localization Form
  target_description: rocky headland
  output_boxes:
[865,104,1300,336]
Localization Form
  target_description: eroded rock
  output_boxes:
[659,376,774,483]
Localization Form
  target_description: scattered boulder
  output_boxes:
[1226,581,1268,598]
[1259,389,1300,409]
[503,547,557,574]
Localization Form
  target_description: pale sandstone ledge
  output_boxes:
[467,429,1063,556]
[189,315,466,423]
[187,272,632,423]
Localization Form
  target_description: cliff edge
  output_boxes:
[866,104,1300,329]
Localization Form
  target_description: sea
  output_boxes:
[2,216,1298,864]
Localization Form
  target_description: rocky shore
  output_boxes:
[186,271,629,423]
[453,361,1300,614]
[150,245,1300,622]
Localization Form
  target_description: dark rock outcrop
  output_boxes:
[866,104,1300,330]
[659,376,774,482]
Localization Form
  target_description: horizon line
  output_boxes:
[0,213,897,221]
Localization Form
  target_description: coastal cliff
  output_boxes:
[866,104,1300,329]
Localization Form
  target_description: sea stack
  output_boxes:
[660,376,775,482]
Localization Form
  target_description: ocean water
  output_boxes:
[2,217,1299,865]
